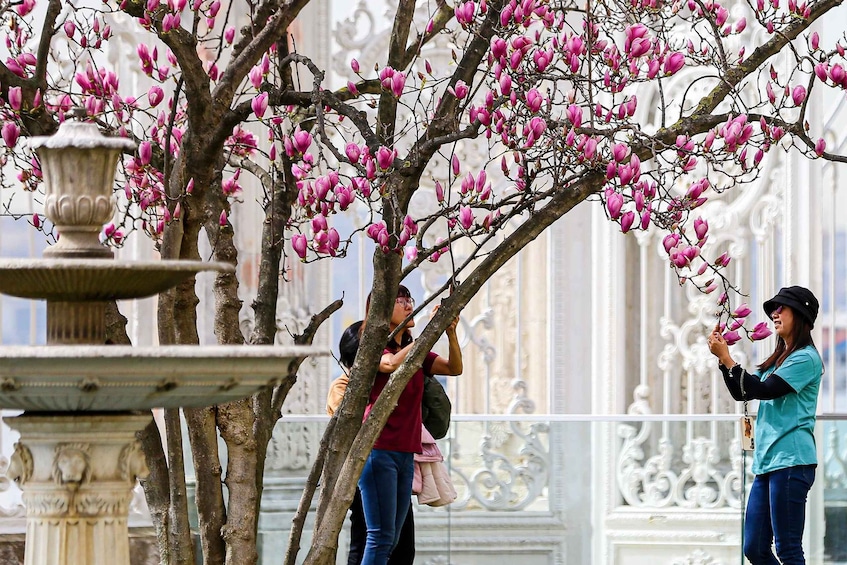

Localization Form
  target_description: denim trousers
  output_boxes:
[358,449,414,565]
[347,486,415,565]
[744,464,816,564]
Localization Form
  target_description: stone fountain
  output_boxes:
[0,116,323,565]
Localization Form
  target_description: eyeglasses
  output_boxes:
[396,297,415,308]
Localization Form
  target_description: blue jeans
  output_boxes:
[358,449,414,565]
[744,465,816,564]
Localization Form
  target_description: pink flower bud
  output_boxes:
[435,181,444,202]
[459,206,474,230]
[815,138,826,156]
[219,209,228,226]
[292,234,307,259]
[224,27,235,44]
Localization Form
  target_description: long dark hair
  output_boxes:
[338,320,364,369]
[758,306,815,373]
[364,284,414,349]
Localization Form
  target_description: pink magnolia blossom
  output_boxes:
[251,92,268,118]
[219,210,228,226]
[815,138,826,156]
[292,234,308,259]
[455,1,476,25]
[139,141,153,165]
[224,27,235,44]
[733,303,752,318]
[662,234,680,254]
[663,52,685,75]
[723,330,741,345]
[750,322,773,341]
[345,143,361,163]
[7,87,22,111]
[459,206,474,230]
[566,104,582,127]
[16,0,35,16]
[525,88,543,112]
[147,86,164,107]
[376,146,395,170]
[2,122,21,148]
[694,217,709,240]
[620,211,636,233]
[249,66,263,89]
[350,59,360,73]
[792,85,806,106]
[606,191,624,219]
[292,129,312,153]
[451,80,469,99]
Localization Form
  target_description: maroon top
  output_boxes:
[365,349,438,453]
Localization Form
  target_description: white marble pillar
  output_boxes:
[5,413,151,565]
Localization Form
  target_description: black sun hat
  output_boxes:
[762,286,819,328]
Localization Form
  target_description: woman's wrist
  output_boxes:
[719,357,737,369]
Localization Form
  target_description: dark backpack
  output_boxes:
[421,374,452,439]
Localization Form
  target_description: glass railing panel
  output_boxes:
[239,415,847,564]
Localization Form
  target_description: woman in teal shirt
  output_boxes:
[708,286,822,565]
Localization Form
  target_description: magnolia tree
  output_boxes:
[2,0,847,563]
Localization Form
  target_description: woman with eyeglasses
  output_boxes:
[708,286,822,564]
[358,284,462,565]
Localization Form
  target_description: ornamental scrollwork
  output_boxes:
[618,388,747,510]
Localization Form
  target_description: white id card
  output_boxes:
[740,416,755,451]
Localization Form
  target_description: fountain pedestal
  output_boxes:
[6,414,151,565]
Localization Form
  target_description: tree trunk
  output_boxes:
[217,399,260,565]
[138,420,171,565]
[185,407,227,565]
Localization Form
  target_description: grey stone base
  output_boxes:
[0,527,160,565]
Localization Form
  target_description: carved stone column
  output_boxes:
[5,413,151,565]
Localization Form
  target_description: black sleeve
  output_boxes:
[719,364,795,401]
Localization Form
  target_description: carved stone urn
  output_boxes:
[0,114,324,565]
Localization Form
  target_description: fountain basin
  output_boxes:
[0,345,324,411]
[0,259,234,301]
